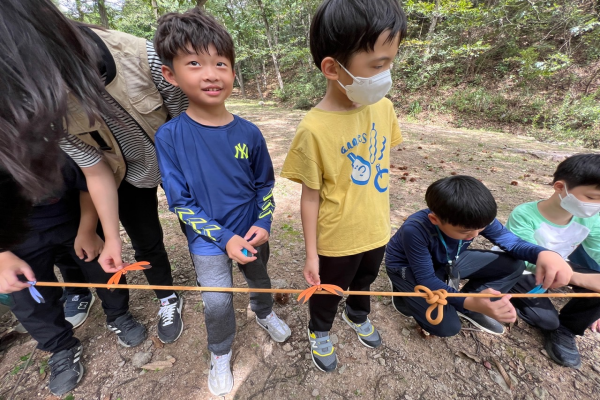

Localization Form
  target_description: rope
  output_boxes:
[31,281,600,325]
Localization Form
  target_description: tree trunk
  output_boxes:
[151,0,160,20]
[196,0,208,8]
[75,0,85,22]
[235,62,246,99]
[256,72,264,101]
[426,0,440,39]
[262,60,268,88]
[255,0,284,92]
[97,0,109,28]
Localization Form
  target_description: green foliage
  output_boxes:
[58,0,600,147]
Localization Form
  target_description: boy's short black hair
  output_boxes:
[154,7,235,70]
[425,176,497,230]
[553,153,600,189]
[310,0,407,70]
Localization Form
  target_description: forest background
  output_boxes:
[58,0,600,148]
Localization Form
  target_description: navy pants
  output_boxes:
[10,219,129,353]
[510,246,600,335]
[387,250,525,337]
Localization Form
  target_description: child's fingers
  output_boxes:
[75,246,85,260]
[21,265,36,283]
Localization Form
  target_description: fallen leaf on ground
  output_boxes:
[274,293,290,305]
[511,181,519,186]
[456,351,481,363]
[493,358,513,389]
[151,336,164,349]
[141,358,176,371]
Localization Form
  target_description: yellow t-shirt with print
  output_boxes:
[281,98,402,257]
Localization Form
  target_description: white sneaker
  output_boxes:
[208,350,234,396]
[256,311,291,342]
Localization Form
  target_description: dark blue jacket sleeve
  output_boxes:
[482,219,547,264]
[250,133,275,233]
[401,223,466,310]
[156,134,235,252]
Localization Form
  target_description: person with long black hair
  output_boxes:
[0,0,189,394]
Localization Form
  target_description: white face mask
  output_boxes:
[337,62,393,106]
[559,187,600,218]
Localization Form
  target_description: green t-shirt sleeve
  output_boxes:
[506,204,540,272]
[582,217,600,265]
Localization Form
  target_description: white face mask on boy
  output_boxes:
[337,62,393,106]
[559,187,600,218]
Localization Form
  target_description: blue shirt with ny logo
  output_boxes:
[155,113,275,256]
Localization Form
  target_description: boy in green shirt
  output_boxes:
[506,153,600,369]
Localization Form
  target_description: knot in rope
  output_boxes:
[414,285,448,325]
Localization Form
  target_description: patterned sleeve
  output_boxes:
[146,41,189,118]
[59,136,103,168]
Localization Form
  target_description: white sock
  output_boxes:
[160,293,177,306]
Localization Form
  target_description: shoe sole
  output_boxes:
[116,329,148,348]
[341,312,379,349]
[306,328,337,372]
[208,379,234,397]
[159,297,184,344]
[255,316,291,343]
[66,294,96,329]
[387,276,412,317]
[457,312,505,336]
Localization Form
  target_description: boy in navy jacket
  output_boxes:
[386,175,573,337]
[154,9,290,396]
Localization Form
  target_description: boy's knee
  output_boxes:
[202,292,233,314]
[519,307,560,331]
[419,315,462,337]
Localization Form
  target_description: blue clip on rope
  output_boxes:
[27,281,45,303]
[527,284,546,294]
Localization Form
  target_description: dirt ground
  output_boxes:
[1,100,599,400]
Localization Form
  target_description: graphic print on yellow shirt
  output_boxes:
[281,98,402,257]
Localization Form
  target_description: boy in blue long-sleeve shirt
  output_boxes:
[153,9,290,397]
[386,175,573,337]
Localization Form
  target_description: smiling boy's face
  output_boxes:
[162,43,235,107]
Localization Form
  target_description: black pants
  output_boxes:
[510,246,600,335]
[309,246,386,332]
[117,181,173,299]
[58,263,91,297]
[387,250,525,337]
[10,219,129,353]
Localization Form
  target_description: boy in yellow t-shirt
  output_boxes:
[281,0,406,373]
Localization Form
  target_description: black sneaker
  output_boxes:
[543,325,581,369]
[48,342,84,396]
[387,276,412,317]
[107,312,147,347]
[158,295,184,344]
[457,311,505,335]
[64,292,95,328]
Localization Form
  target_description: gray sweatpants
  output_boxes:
[192,242,274,355]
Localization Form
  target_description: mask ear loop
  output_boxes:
[336,61,357,91]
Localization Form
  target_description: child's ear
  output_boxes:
[161,65,179,87]
[428,213,441,226]
[553,180,566,193]
[320,57,340,81]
